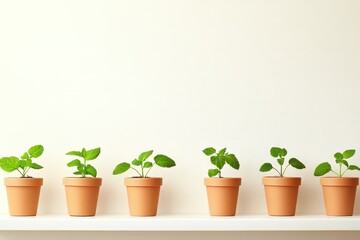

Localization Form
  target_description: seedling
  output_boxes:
[259,147,305,177]
[0,145,44,178]
[203,147,240,178]
[314,149,360,177]
[112,150,176,177]
[66,147,101,177]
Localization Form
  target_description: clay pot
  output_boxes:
[63,177,102,216]
[204,178,241,216]
[4,178,43,216]
[320,177,358,216]
[124,177,162,216]
[262,177,301,216]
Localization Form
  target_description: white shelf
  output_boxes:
[1,215,360,231]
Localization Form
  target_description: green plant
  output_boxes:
[66,147,101,177]
[203,147,240,178]
[314,149,360,177]
[0,145,44,178]
[112,150,176,177]
[259,147,305,177]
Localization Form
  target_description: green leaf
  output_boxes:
[270,147,282,158]
[81,148,87,157]
[348,165,360,171]
[224,154,240,170]
[343,149,356,159]
[28,145,44,158]
[341,160,349,167]
[334,152,343,162]
[73,171,82,175]
[260,163,273,172]
[203,147,216,156]
[30,163,43,169]
[19,160,29,169]
[154,155,176,168]
[210,155,225,170]
[143,162,153,168]
[84,147,101,161]
[277,157,285,166]
[132,159,142,166]
[86,164,97,177]
[280,148,287,157]
[314,162,331,176]
[77,164,85,175]
[0,157,20,172]
[208,169,220,177]
[67,159,81,167]
[289,158,306,169]
[113,162,130,175]
[218,148,227,156]
[138,150,153,162]
[21,152,30,160]
[66,151,83,157]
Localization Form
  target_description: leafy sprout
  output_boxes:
[112,150,176,177]
[314,149,360,177]
[0,145,44,178]
[66,147,101,178]
[203,147,240,178]
[259,147,305,177]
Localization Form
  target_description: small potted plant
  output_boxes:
[64,147,102,216]
[113,150,176,216]
[202,147,241,216]
[0,145,44,216]
[259,147,306,216]
[314,149,360,216]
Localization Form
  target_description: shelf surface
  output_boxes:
[1,215,360,231]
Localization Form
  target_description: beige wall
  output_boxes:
[1,0,360,239]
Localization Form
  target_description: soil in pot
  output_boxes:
[63,177,102,216]
[124,177,162,216]
[204,178,241,216]
[262,177,301,216]
[321,177,358,216]
[5,177,43,216]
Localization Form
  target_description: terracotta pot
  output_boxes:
[320,177,358,216]
[262,177,301,216]
[124,177,162,216]
[204,178,241,216]
[4,178,43,216]
[63,177,102,216]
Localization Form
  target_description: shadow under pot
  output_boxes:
[124,177,162,216]
[320,177,359,216]
[204,178,241,216]
[63,177,102,216]
[262,177,301,216]
[5,177,43,216]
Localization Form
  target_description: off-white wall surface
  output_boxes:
[1,0,360,239]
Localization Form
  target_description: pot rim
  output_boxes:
[320,176,359,186]
[262,176,301,186]
[204,177,241,187]
[124,177,162,187]
[63,177,102,187]
[4,177,43,187]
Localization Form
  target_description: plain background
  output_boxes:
[0,0,360,239]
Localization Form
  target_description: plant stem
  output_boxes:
[331,169,340,177]
[283,164,290,176]
[219,171,222,178]
[82,158,86,178]
[280,164,283,177]
[16,169,24,178]
[23,167,31,177]
[131,167,142,177]
[141,163,144,177]
[144,165,154,178]
[339,163,342,177]
[273,167,282,177]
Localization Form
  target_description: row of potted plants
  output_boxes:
[0,145,359,217]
